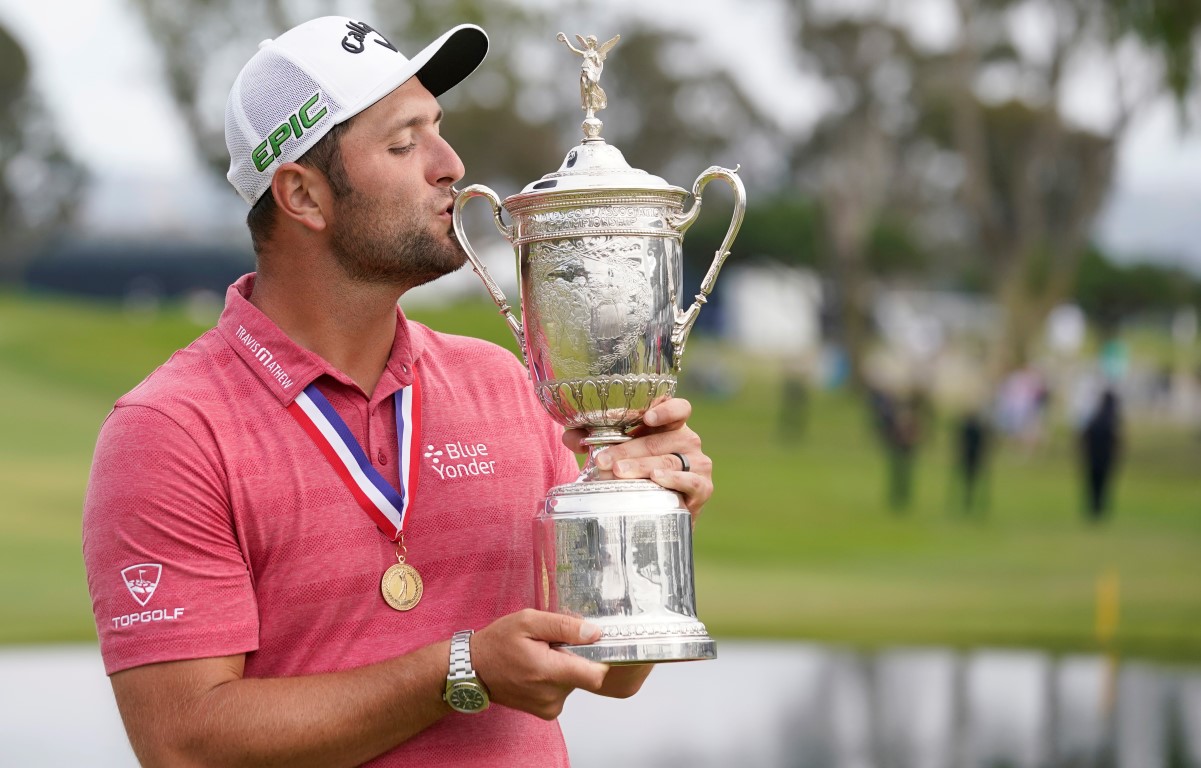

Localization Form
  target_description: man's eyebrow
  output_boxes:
[383,109,444,138]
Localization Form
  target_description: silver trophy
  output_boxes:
[452,32,745,664]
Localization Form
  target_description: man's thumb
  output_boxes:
[532,611,603,645]
[575,618,603,644]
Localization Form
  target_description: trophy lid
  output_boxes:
[517,141,680,195]
[512,32,684,199]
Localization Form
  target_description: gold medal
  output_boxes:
[381,562,423,611]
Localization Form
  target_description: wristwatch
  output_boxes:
[444,629,490,713]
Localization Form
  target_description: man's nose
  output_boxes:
[431,134,465,187]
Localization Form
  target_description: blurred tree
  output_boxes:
[129,0,560,190]
[0,23,85,281]
[1074,245,1201,331]
[786,10,949,388]
[783,0,1201,385]
[928,0,1193,378]
[920,94,1116,373]
[129,1,770,214]
[1111,0,1201,106]
[867,215,928,278]
[602,29,767,191]
[688,195,823,270]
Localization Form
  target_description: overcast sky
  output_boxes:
[2,0,1200,272]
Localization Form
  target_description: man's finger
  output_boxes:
[637,398,692,431]
[599,428,703,467]
[523,609,603,646]
[520,611,609,692]
[650,468,712,519]
[545,650,609,694]
[611,452,694,478]
[562,428,589,454]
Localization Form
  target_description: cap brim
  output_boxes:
[414,24,489,97]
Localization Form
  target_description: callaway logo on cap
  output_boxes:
[225,16,488,205]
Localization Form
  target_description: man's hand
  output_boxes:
[563,397,713,518]
[596,664,654,699]
[471,610,609,720]
[472,610,656,718]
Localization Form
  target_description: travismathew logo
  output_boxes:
[424,441,497,480]
[113,563,185,630]
[236,325,294,389]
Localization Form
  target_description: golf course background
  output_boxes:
[2,289,1198,662]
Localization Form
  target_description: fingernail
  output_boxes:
[617,460,634,475]
[596,452,612,469]
[652,469,666,480]
[579,621,602,643]
[644,410,659,426]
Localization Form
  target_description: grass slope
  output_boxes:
[2,290,1198,660]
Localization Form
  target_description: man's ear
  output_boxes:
[270,162,332,232]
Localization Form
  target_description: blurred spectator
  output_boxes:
[778,360,809,444]
[869,386,930,512]
[1100,338,1129,381]
[1078,388,1123,522]
[951,410,990,515]
[995,367,1050,452]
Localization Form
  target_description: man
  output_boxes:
[1079,387,1121,521]
[81,16,713,768]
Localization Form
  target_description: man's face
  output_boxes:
[327,78,467,287]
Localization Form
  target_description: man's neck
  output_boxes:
[249,266,403,398]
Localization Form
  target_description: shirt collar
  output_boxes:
[216,273,424,406]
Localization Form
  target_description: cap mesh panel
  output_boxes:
[225,50,344,204]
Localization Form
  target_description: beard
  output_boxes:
[329,186,467,287]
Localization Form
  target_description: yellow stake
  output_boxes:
[1096,568,1120,714]
[1095,568,1120,645]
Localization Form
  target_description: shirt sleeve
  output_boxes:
[82,404,260,675]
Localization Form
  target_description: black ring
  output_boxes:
[671,452,691,472]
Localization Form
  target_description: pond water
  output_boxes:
[2,642,1197,767]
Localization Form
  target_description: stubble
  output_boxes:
[330,187,466,288]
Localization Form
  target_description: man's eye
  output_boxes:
[389,143,416,155]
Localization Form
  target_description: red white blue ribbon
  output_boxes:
[286,369,421,541]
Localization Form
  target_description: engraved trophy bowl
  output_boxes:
[452,32,745,664]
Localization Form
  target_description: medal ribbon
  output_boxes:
[285,367,421,541]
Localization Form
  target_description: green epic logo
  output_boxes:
[252,92,328,173]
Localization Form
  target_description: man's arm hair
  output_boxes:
[111,644,449,768]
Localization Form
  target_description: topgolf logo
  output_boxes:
[121,563,162,607]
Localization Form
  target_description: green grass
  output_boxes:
[2,289,1199,661]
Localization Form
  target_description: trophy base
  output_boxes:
[558,635,717,665]
[534,478,716,666]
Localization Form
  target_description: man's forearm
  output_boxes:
[113,641,451,768]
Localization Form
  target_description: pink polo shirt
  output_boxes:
[82,274,580,767]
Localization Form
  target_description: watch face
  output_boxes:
[448,682,489,713]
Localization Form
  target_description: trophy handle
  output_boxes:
[452,184,527,364]
[668,165,746,367]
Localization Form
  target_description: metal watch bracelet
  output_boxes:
[448,629,475,680]
[444,629,490,714]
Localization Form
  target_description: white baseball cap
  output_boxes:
[225,17,488,205]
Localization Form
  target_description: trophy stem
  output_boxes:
[576,427,632,482]
[583,117,603,141]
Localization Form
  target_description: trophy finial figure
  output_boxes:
[557,32,620,139]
